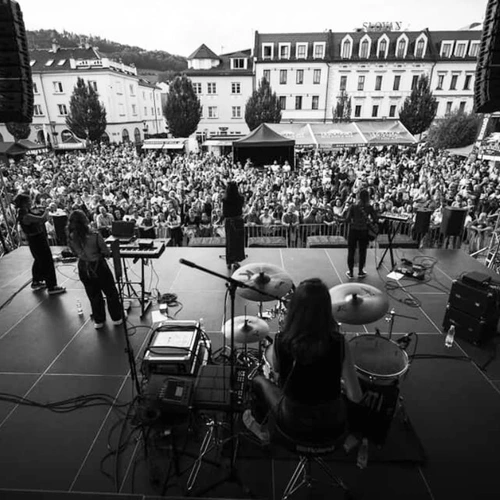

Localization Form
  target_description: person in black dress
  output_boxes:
[222,181,245,269]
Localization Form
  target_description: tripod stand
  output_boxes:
[179,258,281,496]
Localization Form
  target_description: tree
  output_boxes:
[164,75,201,137]
[332,90,352,122]
[66,77,107,141]
[426,111,481,149]
[399,75,438,136]
[245,77,282,131]
[6,122,31,141]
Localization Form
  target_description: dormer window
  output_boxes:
[231,58,247,69]
[279,43,291,59]
[296,43,307,59]
[455,41,468,58]
[341,36,353,59]
[262,43,273,60]
[314,42,325,59]
[440,41,454,58]
[359,36,371,58]
[414,35,427,58]
[469,41,480,57]
[377,36,389,58]
[396,35,408,58]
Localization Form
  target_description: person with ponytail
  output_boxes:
[67,210,122,330]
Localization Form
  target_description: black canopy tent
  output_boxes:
[233,123,295,168]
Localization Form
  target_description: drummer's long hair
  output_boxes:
[281,278,340,364]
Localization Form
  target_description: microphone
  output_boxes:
[179,258,196,268]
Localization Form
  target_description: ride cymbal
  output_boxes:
[232,262,294,302]
[329,283,389,325]
[223,315,270,344]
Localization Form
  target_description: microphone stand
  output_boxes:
[179,258,281,496]
[385,308,418,340]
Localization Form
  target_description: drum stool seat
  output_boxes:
[270,419,354,500]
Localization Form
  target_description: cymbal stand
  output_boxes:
[385,308,418,340]
[178,258,281,496]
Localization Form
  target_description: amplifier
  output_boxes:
[443,306,498,345]
[448,279,499,319]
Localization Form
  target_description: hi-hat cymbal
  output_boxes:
[223,316,270,344]
[232,262,294,302]
[329,283,389,325]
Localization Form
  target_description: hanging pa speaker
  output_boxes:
[0,0,33,123]
[475,0,500,113]
[440,207,468,237]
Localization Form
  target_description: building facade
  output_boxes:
[0,42,164,146]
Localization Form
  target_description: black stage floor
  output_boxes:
[0,245,499,500]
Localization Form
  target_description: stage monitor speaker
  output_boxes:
[448,279,499,319]
[443,305,498,345]
[0,0,33,123]
[475,0,500,113]
[440,207,467,237]
[414,209,432,235]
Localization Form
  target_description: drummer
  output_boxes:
[243,278,364,443]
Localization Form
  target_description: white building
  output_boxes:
[0,42,164,146]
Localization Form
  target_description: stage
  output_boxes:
[0,245,499,500]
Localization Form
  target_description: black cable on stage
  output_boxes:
[0,278,31,312]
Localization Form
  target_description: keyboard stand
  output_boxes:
[120,256,152,317]
[377,219,404,270]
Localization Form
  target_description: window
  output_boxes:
[393,75,401,91]
[33,104,43,116]
[193,82,202,94]
[280,69,287,84]
[313,69,321,84]
[279,44,290,59]
[372,105,379,118]
[89,81,97,91]
[411,75,419,90]
[450,75,458,90]
[313,43,325,58]
[232,58,245,68]
[340,75,347,91]
[354,105,362,118]
[129,84,135,95]
[455,42,467,58]
[469,41,480,58]
[279,96,287,110]
[207,82,217,94]
[296,70,304,84]
[232,106,241,118]
[53,81,63,93]
[360,39,370,58]
[208,106,218,118]
[459,101,466,113]
[441,42,453,58]
[312,95,319,110]
[437,74,445,90]
[57,59,66,66]
[231,82,241,94]
[389,105,396,118]
[357,75,365,91]
[58,104,68,115]
[341,40,352,59]
[446,101,453,114]
[464,74,472,90]
[296,43,307,58]
[263,70,271,82]
[30,59,36,66]
[132,104,137,115]
[375,75,383,91]
[263,44,273,59]
[144,106,147,116]
[396,39,406,58]
[415,38,426,58]
[45,59,54,66]
[295,96,302,110]
[151,107,154,115]
[377,39,387,58]
[33,82,38,94]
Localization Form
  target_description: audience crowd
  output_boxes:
[1,142,499,253]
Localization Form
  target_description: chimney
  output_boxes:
[51,39,59,52]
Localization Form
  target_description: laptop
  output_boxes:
[111,221,136,243]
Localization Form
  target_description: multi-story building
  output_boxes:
[253,27,481,123]
[0,42,164,145]
[185,44,253,140]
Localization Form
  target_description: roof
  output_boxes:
[185,47,253,77]
[188,44,220,60]
[233,124,294,147]
[29,47,100,72]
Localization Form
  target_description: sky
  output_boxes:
[18,0,489,57]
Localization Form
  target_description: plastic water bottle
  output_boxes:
[445,325,455,348]
[76,299,83,316]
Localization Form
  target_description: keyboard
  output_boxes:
[379,212,411,222]
[119,242,165,259]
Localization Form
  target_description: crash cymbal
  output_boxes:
[329,283,389,325]
[223,315,270,344]
[232,262,294,302]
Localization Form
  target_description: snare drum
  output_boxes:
[349,334,409,386]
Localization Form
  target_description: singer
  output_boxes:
[14,193,66,295]
[243,278,363,443]
[67,210,122,330]
[222,181,245,269]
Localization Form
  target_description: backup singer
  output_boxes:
[244,278,363,443]
[67,210,122,330]
[14,193,66,295]
[344,189,377,279]
[222,181,245,269]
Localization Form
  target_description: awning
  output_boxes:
[53,142,87,151]
[266,123,317,146]
[202,139,235,147]
[310,123,366,147]
[446,144,474,157]
[354,120,417,145]
[142,139,186,150]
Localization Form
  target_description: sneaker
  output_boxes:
[31,281,46,291]
[242,409,270,444]
[94,322,104,330]
[346,271,354,280]
[358,270,367,279]
[47,286,66,295]
[112,318,123,326]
